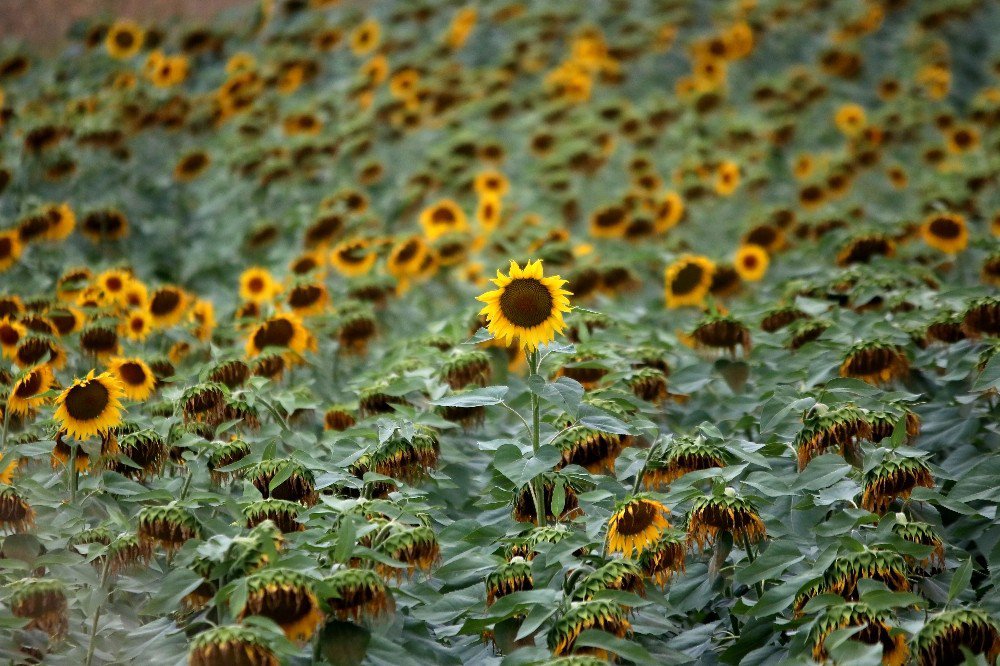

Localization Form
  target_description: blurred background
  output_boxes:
[0,0,248,48]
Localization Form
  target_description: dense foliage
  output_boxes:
[0,0,999,664]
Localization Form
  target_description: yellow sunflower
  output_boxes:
[350,18,381,56]
[245,313,310,358]
[387,236,429,280]
[189,299,216,342]
[834,103,867,137]
[121,309,153,342]
[477,260,572,351]
[607,496,671,556]
[148,286,190,328]
[654,191,685,232]
[420,200,468,240]
[285,282,329,317]
[921,212,968,254]
[42,203,75,241]
[476,195,503,232]
[664,255,715,308]
[107,357,156,401]
[8,365,54,415]
[105,20,144,60]
[330,239,377,277]
[473,170,509,199]
[714,160,741,196]
[734,245,769,281]
[97,269,133,306]
[0,230,23,272]
[239,267,282,303]
[0,317,26,358]
[54,371,125,440]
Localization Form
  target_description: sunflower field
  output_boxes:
[1,0,1000,663]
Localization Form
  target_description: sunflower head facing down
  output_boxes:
[606,495,671,556]
[477,260,572,351]
[54,370,125,440]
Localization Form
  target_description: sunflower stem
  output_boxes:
[68,441,78,502]
[742,533,764,598]
[84,554,112,666]
[528,349,545,527]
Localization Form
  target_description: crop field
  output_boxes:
[0,0,999,664]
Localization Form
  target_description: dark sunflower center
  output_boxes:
[498,278,554,328]
[617,501,656,535]
[594,207,625,228]
[182,154,207,171]
[431,207,456,224]
[743,255,759,269]
[130,317,146,332]
[929,217,961,239]
[106,276,123,291]
[395,240,420,263]
[0,325,19,345]
[671,263,705,296]
[292,257,318,274]
[150,290,181,315]
[289,285,322,307]
[15,371,43,397]
[118,362,148,386]
[248,277,265,292]
[114,31,134,48]
[65,380,110,420]
[0,237,12,258]
[255,319,294,348]
[340,245,367,263]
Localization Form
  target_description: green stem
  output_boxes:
[68,442,78,502]
[84,555,112,666]
[528,350,545,527]
[178,465,194,501]
[742,534,764,598]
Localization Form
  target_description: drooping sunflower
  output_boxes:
[107,357,156,401]
[105,20,144,59]
[686,490,766,551]
[810,602,908,666]
[323,568,394,622]
[349,18,381,56]
[329,239,377,277]
[285,282,328,317]
[420,199,468,240]
[54,370,125,440]
[643,435,732,488]
[861,454,934,514]
[9,579,68,639]
[477,259,572,351]
[892,519,945,575]
[794,403,873,470]
[136,505,202,552]
[239,568,325,642]
[387,235,429,280]
[663,255,715,308]
[921,212,968,254]
[148,285,190,328]
[0,317,25,357]
[571,560,646,603]
[244,313,309,358]
[606,495,671,556]
[0,486,34,533]
[548,599,631,657]
[793,548,911,616]
[840,340,909,385]
[188,625,280,666]
[913,609,1000,666]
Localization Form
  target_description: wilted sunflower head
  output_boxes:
[861,454,934,514]
[962,296,1000,339]
[607,495,670,556]
[553,425,630,474]
[0,486,35,533]
[637,529,687,587]
[337,306,378,356]
[571,559,646,602]
[891,518,945,575]
[690,313,752,356]
[794,403,873,470]
[794,547,910,616]
[188,625,279,666]
[243,498,304,534]
[439,350,492,390]
[839,340,909,385]
[322,567,394,622]
[136,505,202,551]
[686,490,766,551]
[548,599,631,657]
[485,558,533,606]
[477,259,572,351]
[808,602,908,666]
[240,568,324,642]
[913,608,1000,666]
[248,458,318,506]
[643,434,732,488]
[107,428,167,480]
[513,473,581,524]
[505,524,578,560]
[8,578,68,638]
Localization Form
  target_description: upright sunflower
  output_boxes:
[477,260,571,351]
[606,495,671,555]
[54,371,125,440]
[107,357,156,401]
[664,255,715,308]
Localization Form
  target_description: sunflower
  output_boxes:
[148,285,189,328]
[0,316,25,357]
[861,454,934,514]
[914,609,1000,666]
[54,370,125,440]
[387,236,429,280]
[794,548,911,615]
[643,435,731,488]
[794,403,872,470]
[734,244,769,281]
[105,20,144,59]
[9,579,68,639]
[285,282,328,317]
[810,602,908,665]
[420,199,468,240]
[173,151,211,182]
[0,486,34,533]
[0,230,22,272]
[691,313,752,356]
[686,490,766,551]
[834,103,867,136]
[945,124,979,154]
[606,495,670,556]
[188,625,280,666]
[239,267,281,303]
[664,255,715,308]
[121,309,152,341]
[963,297,1000,338]
[589,204,629,239]
[107,357,156,401]
[323,568,394,622]
[654,191,685,232]
[840,340,909,385]
[571,560,646,603]
[921,212,968,254]
[8,365,54,415]
[477,259,572,351]
[330,239,377,277]
[137,505,202,551]
[243,498,303,533]
[714,160,741,196]
[244,314,309,359]
[350,18,381,56]
[208,438,251,484]
[892,520,945,575]
[548,599,631,657]
[474,170,509,198]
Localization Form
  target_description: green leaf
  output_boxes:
[580,413,633,435]
[949,556,973,603]
[574,629,654,663]
[429,385,509,407]
[334,515,357,563]
[550,478,566,517]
